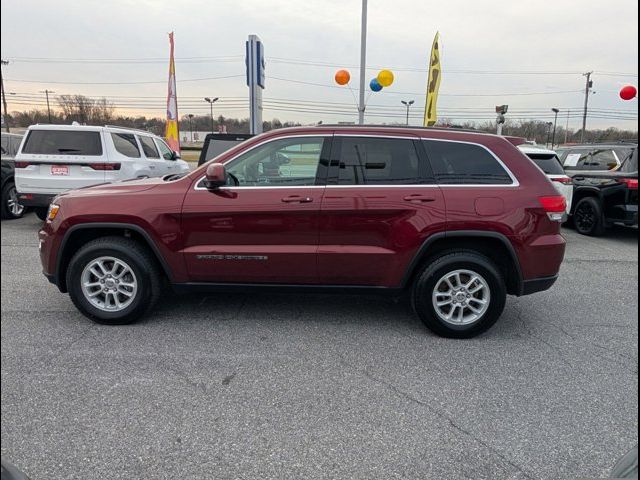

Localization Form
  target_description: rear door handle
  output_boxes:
[282,195,313,204]
[403,194,436,203]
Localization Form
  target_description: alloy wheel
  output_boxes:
[80,256,138,312]
[432,269,491,325]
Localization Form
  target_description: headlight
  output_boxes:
[46,204,60,222]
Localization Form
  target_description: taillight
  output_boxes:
[552,176,573,185]
[617,178,639,190]
[89,163,121,171]
[14,161,31,168]
[539,195,567,222]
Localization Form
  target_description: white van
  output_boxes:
[15,124,190,219]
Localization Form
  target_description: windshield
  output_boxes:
[525,153,566,175]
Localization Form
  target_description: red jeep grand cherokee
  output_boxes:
[38,126,566,338]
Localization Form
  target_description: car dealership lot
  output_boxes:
[1,215,637,479]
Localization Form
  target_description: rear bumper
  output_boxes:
[521,275,558,295]
[607,204,638,226]
[17,192,55,208]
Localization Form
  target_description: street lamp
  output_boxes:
[204,97,219,133]
[401,100,415,126]
[187,114,195,142]
[551,108,560,149]
[545,122,554,148]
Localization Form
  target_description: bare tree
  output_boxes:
[57,95,114,124]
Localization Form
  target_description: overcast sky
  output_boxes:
[1,0,638,130]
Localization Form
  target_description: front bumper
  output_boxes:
[17,192,55,208]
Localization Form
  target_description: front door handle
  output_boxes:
[403,194,436,203]
[282,195,313,204]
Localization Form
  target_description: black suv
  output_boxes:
[557,143,638,236]
[1,132,25,220]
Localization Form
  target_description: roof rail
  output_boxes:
[314,124,483,135]
[104,125,154,134]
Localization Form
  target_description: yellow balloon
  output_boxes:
[377,70,394,87]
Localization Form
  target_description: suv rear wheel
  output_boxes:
[573,197,606,236]
[66,236,162,325]
[412,251,507,338]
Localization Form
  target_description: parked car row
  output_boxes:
[518,142,638,236]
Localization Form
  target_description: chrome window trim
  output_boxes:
[193,133,521,190]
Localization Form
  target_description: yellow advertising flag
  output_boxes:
[165,32,180,153]
[423,32,442,127]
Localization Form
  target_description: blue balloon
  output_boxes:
[370,78,383,92]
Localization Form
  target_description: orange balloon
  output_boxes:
[335,69,351,86]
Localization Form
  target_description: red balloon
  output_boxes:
[620,85,637,101]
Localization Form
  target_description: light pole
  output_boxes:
[551,108,559,149]
[545,122,553,148]
[581,72,593,142]
[39,89,55,123]
[204,97,219,133]
[358,0,368,125]
[401,100,415,126]
[187,114,195,142]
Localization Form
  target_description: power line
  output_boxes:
[5,74,244,85]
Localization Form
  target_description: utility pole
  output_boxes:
[581,72,593,143]
[401,100,415,126]
[551,108,559,149]
[564,109,570,145]
[358,0,368,125]
[1,60,10,132]
[39,89,55,123]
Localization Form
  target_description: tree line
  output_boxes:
[4,94,637,145]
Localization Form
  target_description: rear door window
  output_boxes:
[111,133,141,158]
[22,130,103,156]
[423,140,513,185]
[139,136,160,159]
[525,153,566,175]
[334,137,428,185]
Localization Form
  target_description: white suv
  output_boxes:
[15,124,190,219]
[519,145,573,213]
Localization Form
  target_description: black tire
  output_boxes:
[1,181,25,220]
[66,236,162,325]
[411,250,507,339]
[573,197,606,236]
[34,207,48,222]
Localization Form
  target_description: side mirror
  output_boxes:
[204,163,227,190]
[171,151,181,161]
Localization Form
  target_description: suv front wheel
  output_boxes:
[66,236,162,325]
[412,251,507,338]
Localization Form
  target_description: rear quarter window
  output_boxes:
[423,140,513,185]
[22,130,103,156]
[111,133,141,158]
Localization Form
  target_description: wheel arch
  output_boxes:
[402,231,524,296]
[570,187,602,215]
[55,223,174,293]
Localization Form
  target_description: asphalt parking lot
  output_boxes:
[1,214,637,480]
